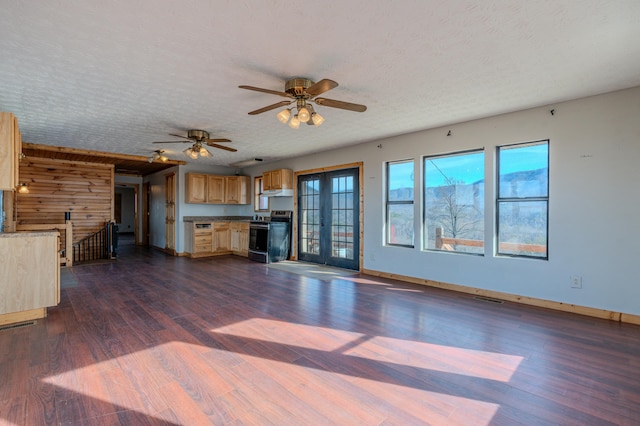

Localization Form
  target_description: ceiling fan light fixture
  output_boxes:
[289,114,301,129]
[183,147,198,160]
[297,106,310,122]
[311,112,325,126]
[276,108,291,124]
[199,146,212,157]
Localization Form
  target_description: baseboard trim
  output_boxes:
[361,268,640,325]
[0,308,47,327]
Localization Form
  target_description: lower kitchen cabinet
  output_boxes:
[230,222,249,257]
[185,221,248,258]
[213,222,230,253]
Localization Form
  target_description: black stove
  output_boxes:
[248,210,292,263]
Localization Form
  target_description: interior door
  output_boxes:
[165,172,176,253]
[298,168,359,270]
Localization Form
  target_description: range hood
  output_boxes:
[263,188,294,197]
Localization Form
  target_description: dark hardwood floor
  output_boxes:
[1,245,639,425]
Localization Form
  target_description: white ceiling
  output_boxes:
[1,1,639,167]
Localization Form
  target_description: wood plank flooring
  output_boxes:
[1,245,640,425]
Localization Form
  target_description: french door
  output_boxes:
[298,168,360,270]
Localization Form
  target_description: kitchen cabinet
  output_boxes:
[185,173,249,205]
[185,220,248,258]
[225,176,249,204]
[186,173,207,203]
[184,222,214,257]
[0,112,22,191]
[230,222,249,257]
[207,175,225,204]
[213,222,230,253]
[263,168,293,191]
[0,231,60,326]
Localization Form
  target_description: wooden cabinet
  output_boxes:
[207,175,225,204]
[186,173,207,203]
[225,176,249,204]
[213,222,230,253]
[185,173,249,204]
[185,221,248,257]
[0,231,60,325]
[0,112,22,191]
[230,222,249,257]
[263,168,293,191]
[185,222,214,257]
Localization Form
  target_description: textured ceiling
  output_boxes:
[1,1,639,168]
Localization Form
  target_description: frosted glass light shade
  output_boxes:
[289,115,301,129]
[297,106,310,122]
[277,108,291,123]
[311,112,325,126]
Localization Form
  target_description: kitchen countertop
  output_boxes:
[183,216,253,223]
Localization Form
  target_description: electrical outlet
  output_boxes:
[570,275,582,289]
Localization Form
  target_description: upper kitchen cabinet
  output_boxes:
[263,168,293,191]
[185,173,250,205]
[225,176,249,204]
[186,173,207,203]
[0,112,22,190]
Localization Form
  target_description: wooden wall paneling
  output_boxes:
[17,157,114,244]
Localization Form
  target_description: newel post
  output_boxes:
[435,227,442,249]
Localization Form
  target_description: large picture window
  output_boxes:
[424,150,484,254]
[496,140,549,259]
[386,160,414,247]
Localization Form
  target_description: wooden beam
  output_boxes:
[22,142,186,165]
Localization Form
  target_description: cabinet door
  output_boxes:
[263,171,272,190]
[270,170,282,189]
[0,112,17,191]
[186,173,207,203]
[213,223,230,252]
[225,176,240,204]
[230,228,240,252]
[237,223,249,256]
[207,176,225,204]
[225,176,249,204]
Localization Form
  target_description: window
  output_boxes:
[424,150,484,254]
[496,140,549,258]
[254,176,269,212]
[386,160,414,247]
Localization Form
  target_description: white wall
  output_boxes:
[243,86,640,316]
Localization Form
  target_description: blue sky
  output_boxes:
[390,143,548,188]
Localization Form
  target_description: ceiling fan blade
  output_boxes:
[306,79,338,97]
[239,85,291,98]
[153,140,190,144]
[167,133,192,140]
[207,143,237,152]
[248,100,293,115]
[314,98,367,112]
[205,138,231,143]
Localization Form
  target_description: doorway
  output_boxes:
[165,172,176,254]
[297,167,360,270]
[114,184,138,247]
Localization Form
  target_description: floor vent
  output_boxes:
[0,320,37,332]
[473,296,504,304]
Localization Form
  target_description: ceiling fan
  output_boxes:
[153,129,236,159]
[239,78,367,128]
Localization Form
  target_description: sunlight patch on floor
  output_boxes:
[213,318,523,382]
